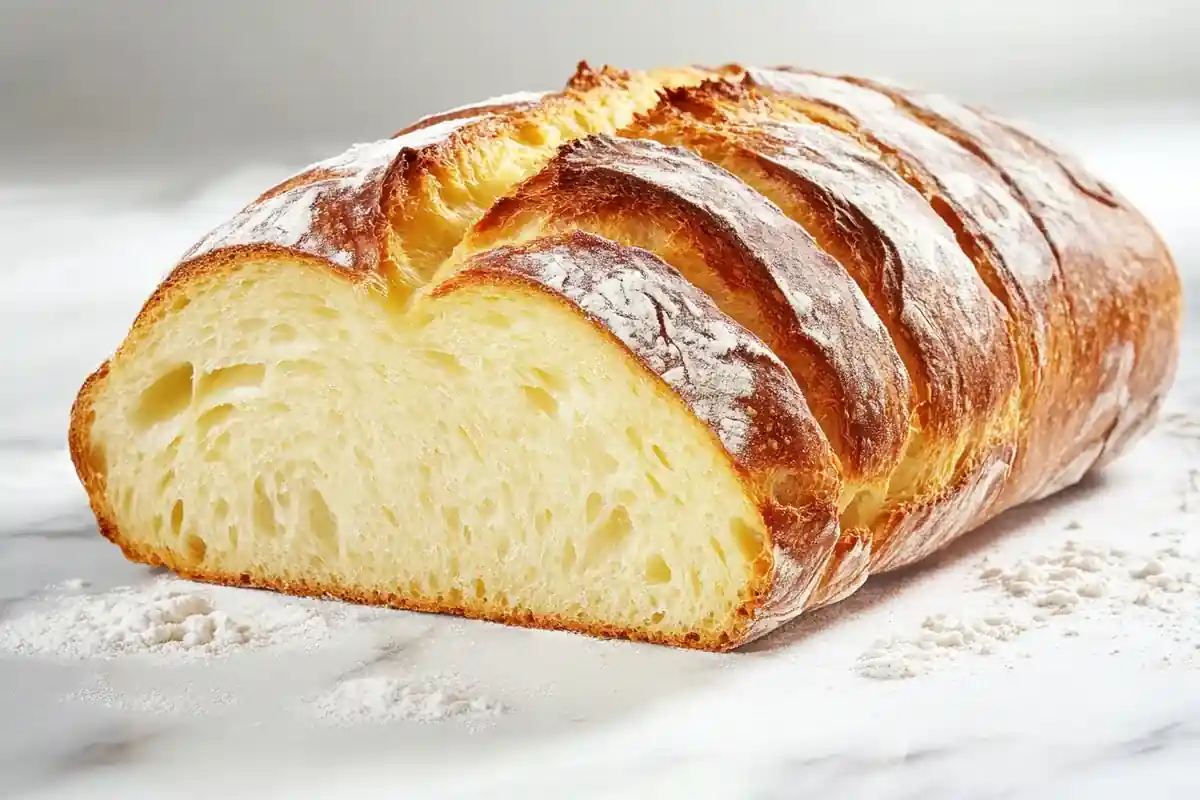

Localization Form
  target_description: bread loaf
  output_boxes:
[68,62,1182,650]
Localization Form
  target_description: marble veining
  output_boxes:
[1,118,1198,799]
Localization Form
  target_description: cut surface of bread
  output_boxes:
[75,234,837,650]
[69,61,1180,650]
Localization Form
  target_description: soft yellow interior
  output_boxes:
[86,260,770,646]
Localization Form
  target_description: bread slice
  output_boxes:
[451,134,914,511]
[446,131,927,599]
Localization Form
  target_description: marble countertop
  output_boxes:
[1,114,1198,799]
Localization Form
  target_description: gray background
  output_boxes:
[2,0,1198,175]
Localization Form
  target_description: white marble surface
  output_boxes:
[1,112,1198,799]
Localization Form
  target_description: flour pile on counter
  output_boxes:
[983,535,1196,614]
[0,577,344,660]
[310,675,504,725]
[1162,411,1200,440]
[857,527,1199,680]
[856,612,1031,680]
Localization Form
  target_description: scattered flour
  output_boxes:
[1182,468,1200,513]
[310,675,504,726]
[858,527,1199,680]
[1161,411,1200,440]
[4,578,505,727]
[0,577,341,661]
[858,612,1030,679]
[55,577,90,591]
[67,676,237,716]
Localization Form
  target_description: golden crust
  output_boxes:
[845,77,1181,501]
[632,82,1019,436]
[972,107,1179,480]
[739,69,1065,513]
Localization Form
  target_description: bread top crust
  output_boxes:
[744,70,1056,287]
[632,84,1018,438]
[862,80,1181,494]
[179,62,688,285]
[742,71,1052,367]
[471,133,912,486]
[445,232,841,635]
[182,116,486,275]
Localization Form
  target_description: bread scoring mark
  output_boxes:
[566,134,890,337]
[753,122,996,343]
[183,116,486,269]
[886,90,1086,250]
[878,448,1011,570]
[749,70,1054,283]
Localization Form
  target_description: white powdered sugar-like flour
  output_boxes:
[858,527,1199,679]
[3,577,504,726]
[66,676,238,717]
[0,577,346,661]
[309,675,504,726]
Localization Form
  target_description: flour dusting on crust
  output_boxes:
[505,237,766,457]
[404,90,552,132]
[750,70,1052,277]
[182,116,484,269]
[749,120,998,346]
